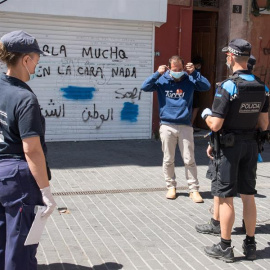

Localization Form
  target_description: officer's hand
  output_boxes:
[157,65,169,75]
[206,145,214,160]
[185,62,195,74]
[40,186,57,218]
[201,108,212,120]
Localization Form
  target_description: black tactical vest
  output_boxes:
[222,74,266,131]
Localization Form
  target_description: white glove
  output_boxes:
[40,186,57,218]
[201,108,212,120]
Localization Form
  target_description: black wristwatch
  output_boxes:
[203,114,209,121]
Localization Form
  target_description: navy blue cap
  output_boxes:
[0,30,50,56]
[222,38,251,56]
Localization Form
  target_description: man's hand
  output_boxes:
[206,145,214,160]
[157,65,169,75]
[185,62,195,74]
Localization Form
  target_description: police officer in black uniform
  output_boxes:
[200,39,269,262]
[195,55,258,236]
[0,31,57,270]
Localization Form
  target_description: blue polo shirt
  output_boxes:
[0,73,46,159]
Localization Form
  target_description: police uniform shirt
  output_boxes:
[212,70,269,131]
[0,73,46,159]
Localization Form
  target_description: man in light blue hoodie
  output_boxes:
[141,55,210,201]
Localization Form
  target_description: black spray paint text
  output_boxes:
[36,65,136,79]
[42,45,128,60]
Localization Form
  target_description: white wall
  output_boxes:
[0,0,167,23]
[0,12,155,141]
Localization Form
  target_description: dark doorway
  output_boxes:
[192,11,218,129]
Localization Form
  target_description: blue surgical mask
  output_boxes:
[170,70,185,79]
[25,57,39,81]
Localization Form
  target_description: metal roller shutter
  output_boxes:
[0,12,154,141]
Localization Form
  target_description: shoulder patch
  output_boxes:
[221,80,237,96]
[239,74,255,82]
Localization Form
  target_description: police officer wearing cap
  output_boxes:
[0,30,56,270]
[200,39,269,262]
[195,55,258,236]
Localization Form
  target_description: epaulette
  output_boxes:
[217,74,245,101]
[215,74,242,89]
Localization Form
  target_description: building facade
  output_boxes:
[1,0,269,139]
[0,0,167,141]
[153,0,270,132]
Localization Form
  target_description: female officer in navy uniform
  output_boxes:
[0,30,56,270]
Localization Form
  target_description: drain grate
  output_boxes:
[52,186,188,196]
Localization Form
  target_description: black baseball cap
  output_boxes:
[192,55,204,65]
[222,38,251,56]
[247,55,256,70]
[0,30,50,56]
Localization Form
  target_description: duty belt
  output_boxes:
[219,131,256,148]
[232,133,256,140]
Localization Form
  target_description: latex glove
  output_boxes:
[201,108,212,120]
[40,186,57,218]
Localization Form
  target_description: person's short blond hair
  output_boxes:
[0,41,24,66]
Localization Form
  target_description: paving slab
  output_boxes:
[37,135,270,270]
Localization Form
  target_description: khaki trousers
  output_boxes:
[159,124,199,192]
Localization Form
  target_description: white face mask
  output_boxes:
[226,61,231,70]
[226,54,234,70]
[25,57,39,81]
[170,70,185,79]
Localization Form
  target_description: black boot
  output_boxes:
[195,218,221,236]
[243,239,256,260]
[204,242,235,263]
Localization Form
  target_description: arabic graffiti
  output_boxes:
[82,104,113,129]
[40,99,65,118]
[31,44,143,130]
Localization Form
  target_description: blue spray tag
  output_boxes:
[258,153,263,162]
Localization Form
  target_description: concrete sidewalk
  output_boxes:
[37,136,270,270]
